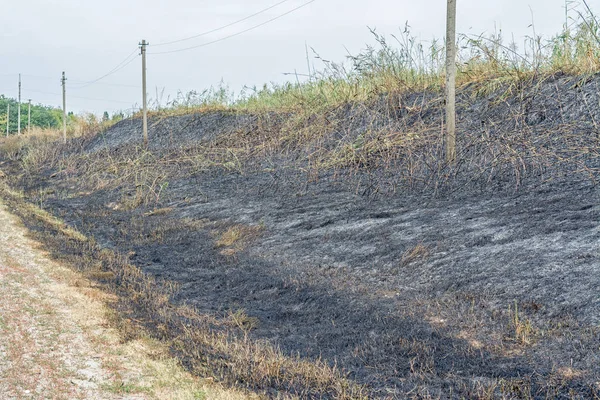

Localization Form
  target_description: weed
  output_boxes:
[509,301,536,346]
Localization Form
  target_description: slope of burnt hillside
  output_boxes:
[3,74,599,398]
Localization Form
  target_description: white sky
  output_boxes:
[0,0,576,114]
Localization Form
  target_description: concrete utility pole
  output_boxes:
[140,39,149,146]
[5,103,9,137]
[17,74,21,135]
[61,72,67,144]
[27,99,32,133]
[445,0,457,163]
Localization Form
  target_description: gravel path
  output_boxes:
[0,200,149,399]
[0,199,252,400]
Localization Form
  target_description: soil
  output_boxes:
[4,73,600,398]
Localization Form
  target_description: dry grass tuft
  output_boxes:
[227,309,260,332]
[399,243,430,268]
[508,301,537,346]
[556,367,585,380]
[0,129,65,171]
[214,224,265,255]
[144,207,174,217]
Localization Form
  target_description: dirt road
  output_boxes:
[0,199,250,400]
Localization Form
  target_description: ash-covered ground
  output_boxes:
[6,73,600,398]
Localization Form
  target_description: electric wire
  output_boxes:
[25,89,134,104]
[3,0,317,108]
[69,94,134,104]
[153,0,292,47]
[70,81,140,89]
[71,48,140,89]
[3,51,140,106]
[150,0,316,55]
[1,73,140,88]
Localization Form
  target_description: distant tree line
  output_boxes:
[0,95,126,135]
[0,95,63,134]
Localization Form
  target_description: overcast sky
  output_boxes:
[1,0,577,114]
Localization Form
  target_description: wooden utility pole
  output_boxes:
[27,99,32,133]
[5,103,9,137]
[17,74,21,135]
[140,39,149,146]
[61,72,67,144]
[445,0,457,163]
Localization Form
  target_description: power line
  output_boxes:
[71,48,140,89]
[1,73,140,89]
[150,0,316,55]
[70,81,140,89]
[21,74,58,80]
[2,0,318,112]
[23,89,61,96]
[24,88,134,104]
[153,0,292,47]
[2,55,139,89]
[70,94,134,104]
[72,51,139,88]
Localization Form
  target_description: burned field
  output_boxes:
[2,73,600,398]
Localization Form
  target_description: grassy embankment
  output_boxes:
[1,5,600,399]
[6,6,600,191]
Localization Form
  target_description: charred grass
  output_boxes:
[0,182,367,399]
[2,69,600,399]
[1,9,600,398]
[7,74,600,212]
[2,67,600,400]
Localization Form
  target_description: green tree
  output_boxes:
[0,95,62,134]
[111,112,124,122]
